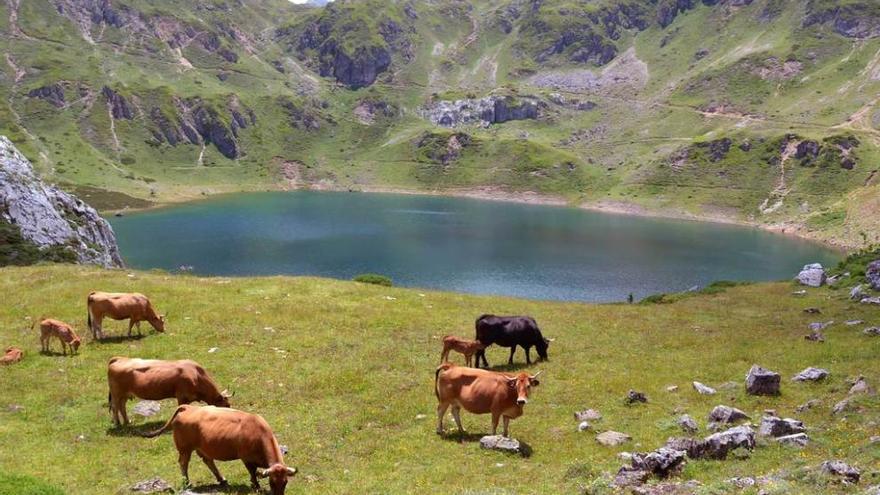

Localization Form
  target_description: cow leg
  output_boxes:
[197,451,227,486]
[436,401,450,434]
[119,399,130,426]
[525,346,532,364]
[178,450,193,486]
[464,353,471,367]
[127,320,134,337]
[502,416,511,437]
[491,412,500,436]
[61,341,67,356]
[245,462,260,490]
[136,321,142,336]
[508,346,516,365]
[451,406,464,437]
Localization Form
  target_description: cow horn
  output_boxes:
[286,467,298,477]
[530,371,543,379]
[221,389,234,398]
[547,338,556,342]
[256,468,270,478]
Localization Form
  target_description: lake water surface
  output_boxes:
[110,191,839,302]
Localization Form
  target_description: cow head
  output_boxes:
[154,315,166,332]
[536,337,550,361]
[214,389,233,408]
[507,371,542,405]
[71,337,81,353]
[257,463,297,495]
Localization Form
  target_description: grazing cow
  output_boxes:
[435,362,541,437]
[107,357,231,426]
[1,347,23,365]
[87,291,165,339]
[474,314,549,368]
[38,319,81,355]
[440,335,486,367]
[144,405,297,494]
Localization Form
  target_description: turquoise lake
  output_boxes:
[109,191,840,302]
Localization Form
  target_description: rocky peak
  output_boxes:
[0,136,123,267]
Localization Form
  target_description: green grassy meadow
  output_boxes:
[1,265,878,494]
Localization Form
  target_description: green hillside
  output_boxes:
[1,264,879,493]
[1,0,879,247]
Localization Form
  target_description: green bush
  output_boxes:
[831,245,880,282]
[639,293,669,304]
[0,472,65,495]
[352,273,392,287]
[0,219,77,266]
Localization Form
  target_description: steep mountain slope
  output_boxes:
[1,0,878,247]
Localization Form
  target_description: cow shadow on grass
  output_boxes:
[438,432,534,457]
[183,482,252,494]
[38,350,77,357]
[106,420,166,437]
[91,334,146,344]
[483,362,535,373]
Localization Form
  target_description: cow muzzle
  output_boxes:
[516,398,528,405]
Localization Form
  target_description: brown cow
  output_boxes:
[1,346,23,365]
[87,291,165,339]
[435,362,541,437]
[440,335,486,367]
[107,357,231,426]
[145,405,297,494]
[38,318,81,355]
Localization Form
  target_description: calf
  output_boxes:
[435,362,541,437]
[1,347,23,365]
[440,335,486,367]
[145,405,297,494]
[88,291,165,339]
[38,319,81,355]
[108,357,231,426]
[474,314,549,368]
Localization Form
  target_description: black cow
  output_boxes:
[474,314,549,368]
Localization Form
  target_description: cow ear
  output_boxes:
[507,377,517,388]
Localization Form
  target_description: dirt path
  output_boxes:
[759,139,797,214]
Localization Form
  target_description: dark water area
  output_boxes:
[110,191,839,302]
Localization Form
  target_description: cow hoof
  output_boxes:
[219,479,229,486]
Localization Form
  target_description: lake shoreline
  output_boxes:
[106,184,852,253]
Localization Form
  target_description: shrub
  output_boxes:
[353,273,392,287]
[0,219,77,266]
[831,245,880,282]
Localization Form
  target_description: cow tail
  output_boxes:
[434,363,452,399]
[142,405,184,438]
[108,391,112,413]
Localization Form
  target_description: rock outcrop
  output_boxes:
[866,260,880,290]
[0,136,122,268]
[422,96,539,128]
[27,84,66,108]
[796,263,827,287]
[746,365,780,395]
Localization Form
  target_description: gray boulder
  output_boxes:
[805,330,825,342]
[479,435,523,455]
[793,367,829,382]
[867,260,880,290]
[746,365,780,396]
[702,426,756,459]
[132,400,161,418]
[776,433,809,447]
[625,389,648,404]
[692,381,716,395]
[832,398,854,415]
[708,405,750,425]
[864,327,880,336]
[851,284,867,301]
[597,430,631,446]
[677,414,699,434]
[849,376,871,395]
[665,437,706,459]
[0,136,123,267]
[796,263,826,287]
[809,321,833,331]
[820,460,860,483]
[574,408,601,422]
[630,447,687,477]
[759,416,806,437]
[846,319,865,325]
[613,467,650,487]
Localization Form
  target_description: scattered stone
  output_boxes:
[809,321,833,331]
[578,421,591,432]
[820,460,860,484]
[804,307,822,314]
[708,405,750,425]
[630,447,688,478]
[796,263,826,287]
[793,367,829,382]
[665,437,706,459]
[863,297,880,305]
[805,330,825,342]
[479,435,523,455]
[625,390,648,404]
[797,399,821,413]
[727,477,756,488]
[677,414,699,434]
[702,426,756,460]
[597,431,632,446]
[850,284,866,301]
[692,381,716,395]
[846,320,865,326]
[666,385,679,392]
[867,260,880,290]
[870,436,880,445]
[131,400,161,418]
[759,416,806,437]
[792,289,807,296]
[746,365,781,396]
[415,414,427,420]
[864,327,880,336]
[832,398,854,415]
[207,347,219,353]
[130,478,173,493]
[614,467,651,487]
[849,376,871,395]
[7,404,24,413]
[776,433,809,447]
[574,408,601,422]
